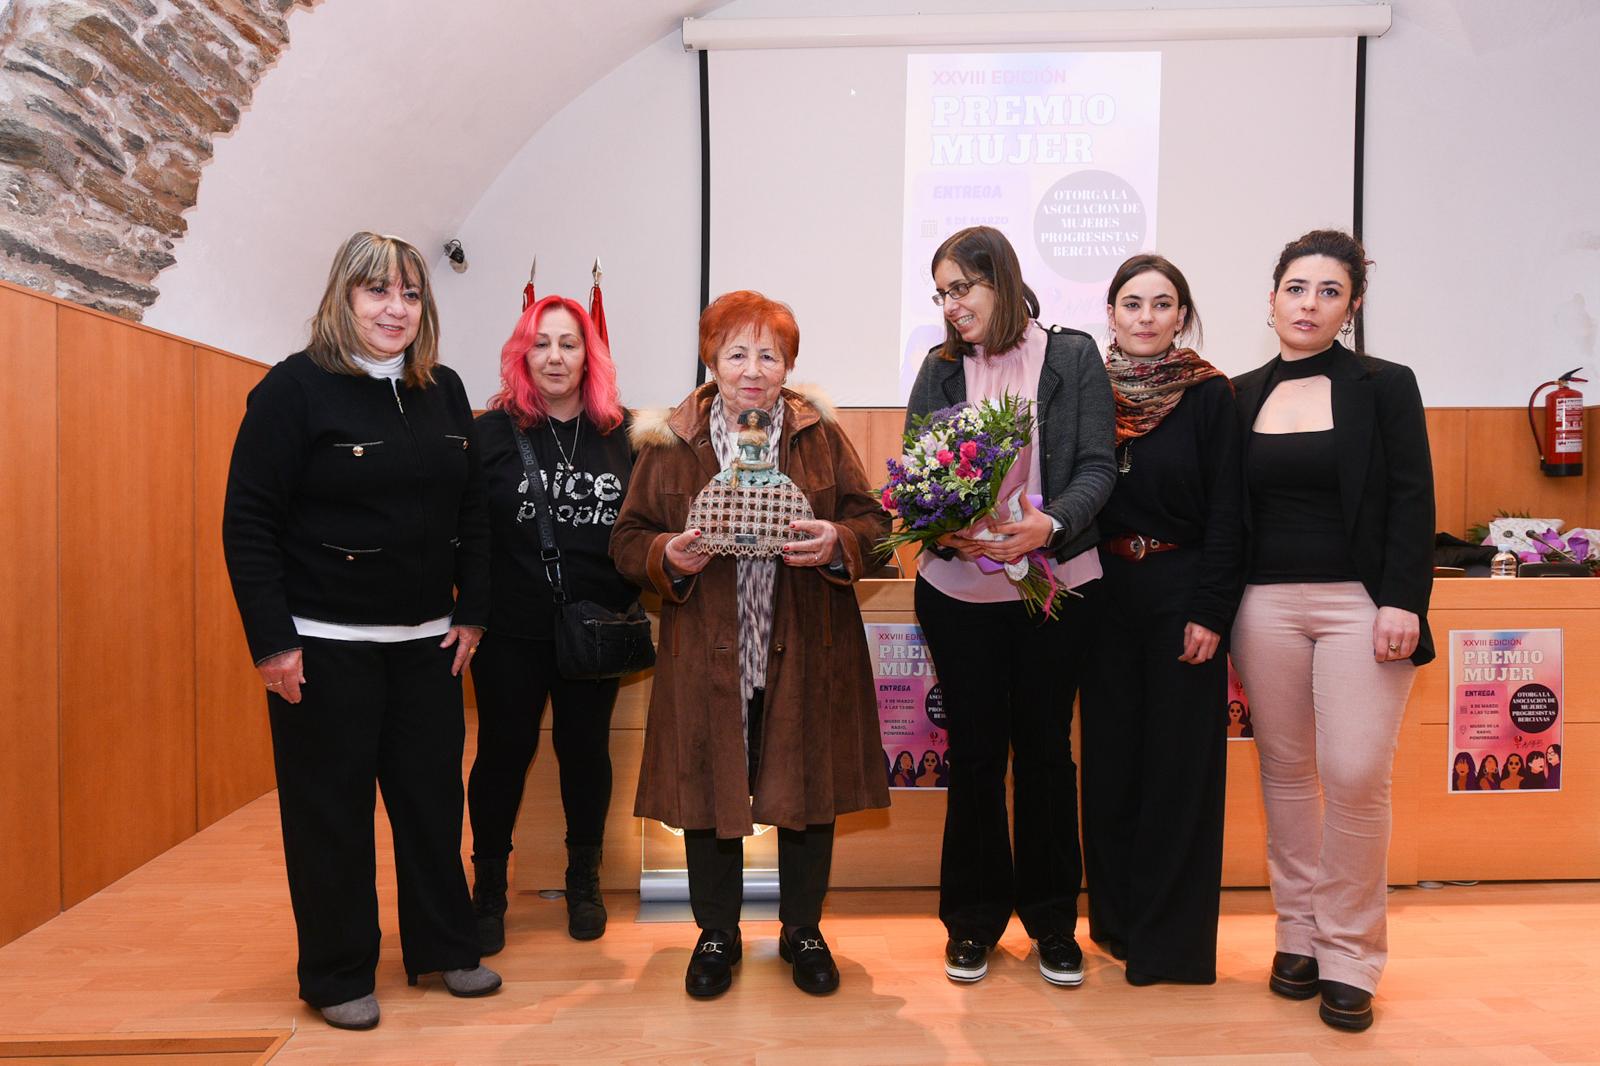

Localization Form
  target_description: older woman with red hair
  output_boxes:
[611,290,889,999]
[466,295,636,952]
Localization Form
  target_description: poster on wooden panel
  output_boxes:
[866,623,948,790]
[1447,629,1564,793]
[1225,656,1253,741]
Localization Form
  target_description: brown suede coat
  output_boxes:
[612,384,891,837]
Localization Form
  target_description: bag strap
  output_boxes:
[511,425,569,605]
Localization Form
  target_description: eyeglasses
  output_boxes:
[931,278,986,306]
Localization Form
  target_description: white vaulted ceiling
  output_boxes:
[143,0,721,362]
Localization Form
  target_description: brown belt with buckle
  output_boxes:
[1103,533,1181,561]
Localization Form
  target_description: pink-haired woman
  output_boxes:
[466,295,637,951]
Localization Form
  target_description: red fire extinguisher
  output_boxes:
[1527,368,1586,477]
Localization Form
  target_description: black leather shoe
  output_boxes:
[1269,951,1319,1000]
[1319,980,1374,1032]
[779,925,840,995]
[685,928,741,998]
[1036,932,1085,987]
[944,938,990,983]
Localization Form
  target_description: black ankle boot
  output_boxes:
[472,859,508,957]
[565,844,606,941]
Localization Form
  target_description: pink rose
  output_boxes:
[959,440,978,460]
[936,449,955,466]
[880,487,895,511]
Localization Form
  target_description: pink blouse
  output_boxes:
[919,322,1102,603]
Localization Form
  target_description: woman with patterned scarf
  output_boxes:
[610,290,889,1000]
[1079,254,1245,987]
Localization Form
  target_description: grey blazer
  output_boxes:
[904,324,1117,562]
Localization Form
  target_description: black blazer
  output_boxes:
[1233,342,1436,666]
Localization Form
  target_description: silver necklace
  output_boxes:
[1117,440,1133,475]
[548,416,581,468]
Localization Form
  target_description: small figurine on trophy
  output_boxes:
[717,408,783,487]
[687,407,815,556]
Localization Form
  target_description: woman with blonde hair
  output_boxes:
[223,231,498,1030]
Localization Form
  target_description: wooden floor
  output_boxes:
[3,792,1598,1065]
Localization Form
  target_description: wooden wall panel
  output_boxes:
[194,349,274,828]
[512,730,646,892]
[1425,408,1468,537]
[1416,722,1597,881]
[57,308,197,906]
[1463,408,1590,532]
[513,577,1600,891]
[1220,741,1269,887]
[0,288,62,943]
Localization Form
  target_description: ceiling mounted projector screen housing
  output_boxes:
[708,36,1357,404]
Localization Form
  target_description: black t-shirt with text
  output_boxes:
[474,408,639,639]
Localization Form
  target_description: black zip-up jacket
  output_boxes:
[222,351,489,664]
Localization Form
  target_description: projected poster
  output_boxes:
[899,52,1161,398]
[1447,629,1564,793]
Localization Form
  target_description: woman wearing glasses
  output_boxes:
[905,226,1115,988]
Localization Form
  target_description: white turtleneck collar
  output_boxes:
[351,351,405,381]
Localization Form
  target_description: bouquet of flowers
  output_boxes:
[878,395,1066,617]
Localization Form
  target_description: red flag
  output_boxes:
[589,258,608,345]
[522,255,536,312]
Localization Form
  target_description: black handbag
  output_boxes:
[512,426,656,680]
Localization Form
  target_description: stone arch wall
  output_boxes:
[0,0,311,318]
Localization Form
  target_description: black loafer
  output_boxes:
[1036,932,1085,987]
[1319,980,1374,1032]
[1269,951,1319,1000]
[778,925,840,995]
[944,938,990,983]
[685,928,741,999]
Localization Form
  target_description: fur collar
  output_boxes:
[628,381,836,450]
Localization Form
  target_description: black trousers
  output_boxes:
[266,635,480,1008]
[683,823,836,930]
[915,576,1090,945]
[1080,552,1227,983]
[467,632,619,861]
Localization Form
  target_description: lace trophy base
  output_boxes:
[686,480,815,558]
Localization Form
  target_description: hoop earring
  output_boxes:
[1267,314,1276,329]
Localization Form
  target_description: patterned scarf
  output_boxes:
[1104,344,1225,445]
[708,394,785,715]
